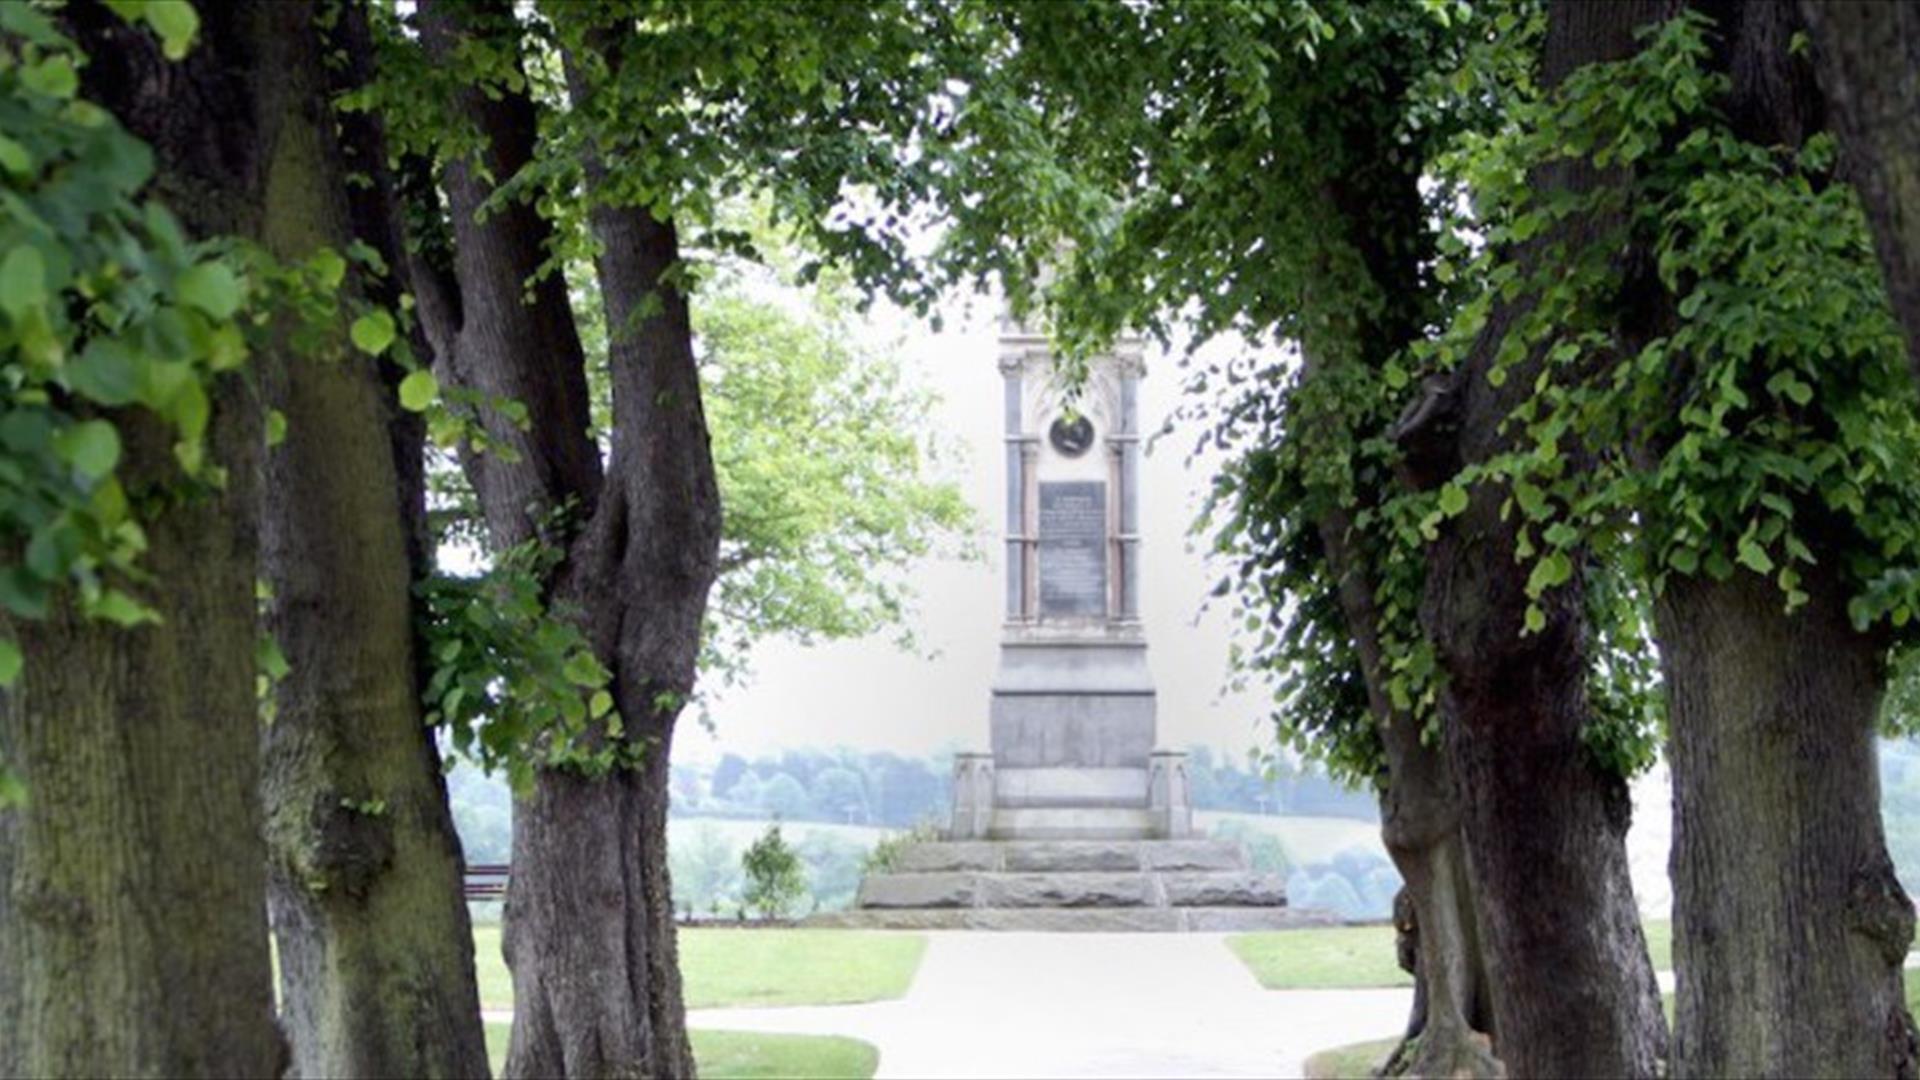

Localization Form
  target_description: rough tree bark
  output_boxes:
[0,7,284,1076]
[1798,0,1920,381]
[410,5,719,1075]
[254,4,490,1077]
[1644,3,1918,1075]
[1411,3,1671,1076]
[1322,504,1497,1079]
[1657,566,1914,1077]
[1298,81,1499,1075]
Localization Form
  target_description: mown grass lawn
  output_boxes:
[1227,925,1411,989]
[471,925,927,1009]
[1228,919,1674,991]
[484,1023,879,1078]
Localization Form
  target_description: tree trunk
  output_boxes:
[1297,70,1501,1069]
[1317,500,1498,1078]
[0,8,283,1076]
[1376,711,1499,1079]
[1413,4,1671,1076]
[1798,0,1920,383]
[1422,470,1665,1079]
[1656,563,1916,1077]
[1646,4,1918,1075]
[254,5,489,1077]
[408,7,719,1075]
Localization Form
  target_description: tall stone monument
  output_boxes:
[821,310,1326,931]
[951,314,1191,841]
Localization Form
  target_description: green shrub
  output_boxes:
[861,819,940,874]
[741,824,808,919]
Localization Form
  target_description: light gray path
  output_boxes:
[688,931,1410,1078]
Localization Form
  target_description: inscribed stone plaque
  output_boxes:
[1039,481,1107,616]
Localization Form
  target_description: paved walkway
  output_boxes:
[688,931,1411,1078]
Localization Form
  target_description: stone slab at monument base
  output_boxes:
[820,838,1337,932]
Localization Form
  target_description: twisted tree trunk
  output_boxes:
[1317,499,1498,1078]
[1414,5,1671,1075]
[0,6,285,1076]
[1375,711,1497,1078]
[255,4,489,1076]
[409,7,718,1075]
[1298,81,1500,1073]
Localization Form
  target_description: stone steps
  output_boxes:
[838,837,1319,934]
[810,905,1342,933]
[856,869,1288,910]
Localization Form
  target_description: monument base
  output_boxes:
[948,747,1192,841]
[827,838,1327,932]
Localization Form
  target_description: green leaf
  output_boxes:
[265,409,287,447]
[0,135,32,176]
[0,246,47,319]
[1523,605,1546,635]
[397,369,438,412]
[0,639,21,686]
[168,379,210,442]
[256,635,291,681]
[88,589,158,627]
[1526,551,1573,597]
[1667,546,1700,575]
[1737,538,1774,575]
[21,55,77,99]
[311,248,348,290]
[351,310,397,355]
[1437,483,1470,518]
[562,651,604,688]
[176,262,241,320]
[55,420,121,480]
[69,340,142,407]
[204,323,247,372]
[143,0,200,60]
[589,689,614,719]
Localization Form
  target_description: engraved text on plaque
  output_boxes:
[1038,481,1107,617]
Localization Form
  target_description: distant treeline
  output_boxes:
[447,744,1379,867]
[666,744,1379,829]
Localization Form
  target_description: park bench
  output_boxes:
[464,863,509,901]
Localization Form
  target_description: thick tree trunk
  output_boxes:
[0,8,283,1076]
[1414,5,1671,1076]
[254,5,489,1077]
[1798,0,1920,382]
[497,41,720,1079]
[1656,564,1915,1078]
[1423,481,1665,1079]
[409,7,717,1076]
[1646,4,1918,1075]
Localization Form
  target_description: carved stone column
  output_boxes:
[1148,749,1192,838]
[947,752,996,840]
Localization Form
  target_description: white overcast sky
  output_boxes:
[679,291,1280,766]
